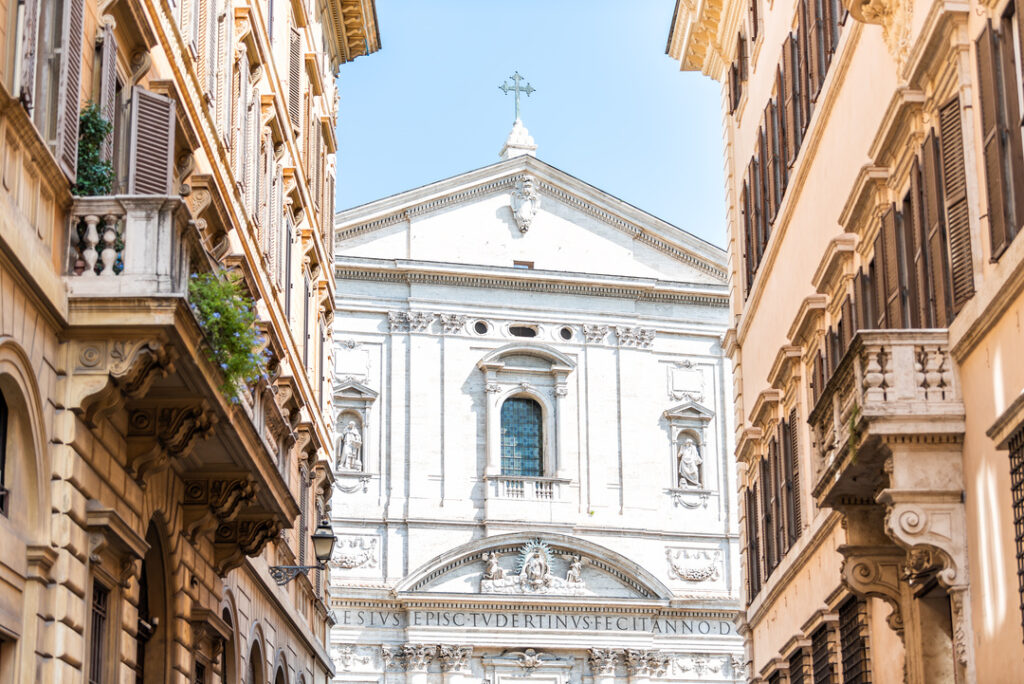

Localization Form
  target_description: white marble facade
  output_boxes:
[329,150,742,684]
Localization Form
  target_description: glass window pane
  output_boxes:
[500,398,542,477]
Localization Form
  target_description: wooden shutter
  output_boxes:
[764,104,779,220]
[937,97,975,313]
[999,13,1024,246]
[870,252,887,329]
[753,152,765,264]
[197,0,209,86]
[783,34,799,167]
[745,487,762,602]
[978,22,1012,256]
[880,205,905,327]
[854,267,870,332]
[325,171,335,250]
[728,68,737,114]
[215,6,228,136]
[749,0,759,40]
[840,295,854,354]
[771,431,786,556]
[808,0,823,100]
[906,156,929,328]
[289,26,302,128]
[922,131,951,327]
[54,0,85,178]
[775,69,789,190]
[98,25,118,163]
[760,458,776,573]
[742,180,754,294]
[798,0,813,129]
[127,87,175,194]
[739,32,749,81]
[786,408,802,538]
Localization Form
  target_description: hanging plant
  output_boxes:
[188,270,268,401]
[73,103,114,196]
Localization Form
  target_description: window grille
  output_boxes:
[1010,427,1024,641]
[500,398,542,477]
[839,596,870,683]
[811,624,833,684]
[789,648,807,684]
[768,672,782,684]
[194,662,206,684]
[89,581,110,684]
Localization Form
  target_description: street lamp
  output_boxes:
[268,520,337,586]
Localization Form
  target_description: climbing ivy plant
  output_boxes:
[72,103,114,196]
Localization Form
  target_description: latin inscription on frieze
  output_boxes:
[338,609,732,636]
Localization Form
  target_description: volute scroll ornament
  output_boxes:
[838,545,906,637]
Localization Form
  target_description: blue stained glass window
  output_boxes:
[500,397,543,476]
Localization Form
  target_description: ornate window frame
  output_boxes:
[478,344,575,495]
[663,400,715,508]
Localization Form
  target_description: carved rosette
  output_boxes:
[402,644,436,672]
[438,645,473,673]
[588,649,619,675]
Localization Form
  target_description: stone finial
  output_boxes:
[500,118,537,159]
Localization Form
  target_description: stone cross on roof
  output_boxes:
[499,71,536,121]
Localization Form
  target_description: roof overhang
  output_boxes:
[321,0,381,70]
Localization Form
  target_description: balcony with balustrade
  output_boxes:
[808,329,965,507]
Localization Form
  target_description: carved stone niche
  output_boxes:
[333,379,377,480]
[663,401,715,507]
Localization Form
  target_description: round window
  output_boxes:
[559,326,573,341]
[474,320,489,335]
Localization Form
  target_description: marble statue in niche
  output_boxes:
[339,421,363,471]
[678,437,703,488]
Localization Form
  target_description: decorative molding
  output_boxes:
[438,645,473,673]
[509,649,550,675]
[401,644,436,672]
[331,535,378,569]
[583,324,610,344]
[624,650,668,677]
[614,325,655,348]
[588,649,619,675]
[331,645,370,672]
[438,313,467,334]
[666,548,722,582]
[673,654,724,677]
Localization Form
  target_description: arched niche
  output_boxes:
[663,401,716,508]
[332,380,376,477]
[137,521,173,684]
[477,343,575,480]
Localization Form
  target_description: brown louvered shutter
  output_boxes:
[870,252,887,329]
[55,0,85,179]
[760,458,776,573]
[325,171,335,252]
[937,97,975,313]
[741,181,754,294]
[764,105,778,220]
[999,13,1024,246]
[798,0,813,128]
[127,87,175,194]
[786,408,802,537]
[783,35,799,168]
[728,68,737,114]
[775,69,789,190]
[922,131,951,327]
[977,22,1011,257]
[854,268,870,332]
[739,32,749,81]
[807,0,823,100]
[880,205,905,327]
[289,26,302,129]
[758,125,772,241]
[749,0,759,40]
[772,432,786,556]
[840,295,854,354]
[906,156,928,328]
[745,487,761,602]
[98,25,118,163]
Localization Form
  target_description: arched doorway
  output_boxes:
[248,641,265,684]
[221,607,238,683]
[134,523,171,684]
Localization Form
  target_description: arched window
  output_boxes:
[500,398,543,476]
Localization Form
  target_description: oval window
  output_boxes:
[509,326,538,338]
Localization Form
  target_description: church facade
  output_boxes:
[327,129,744,683]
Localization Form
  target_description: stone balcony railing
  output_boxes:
[66,196,191,298]
[808,330,965,505]
[487,475,569,501]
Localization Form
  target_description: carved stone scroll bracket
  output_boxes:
[183,478,257,543]
[126,404,217,486]
[71,340,177,429]
[845,0,912,65]
[838,544,906,638]
[212,518,281,576]
[880,496,968,589]
[438,645,473,673]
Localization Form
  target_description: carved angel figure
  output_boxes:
[339,421,362,470]
[484,552,505,580]
[678,437,703,488]
[510,177,540,232]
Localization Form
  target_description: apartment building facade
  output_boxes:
[669,0,1024,679]
[0,0,377,680]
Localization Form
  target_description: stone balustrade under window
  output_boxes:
[66,196,192,298]
[808,329,965,505]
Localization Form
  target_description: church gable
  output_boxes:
[335,157,726,285]
[398,534,672,600]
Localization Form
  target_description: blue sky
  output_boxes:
[333,1,726,247]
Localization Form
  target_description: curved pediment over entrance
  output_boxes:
[396,532,673,600]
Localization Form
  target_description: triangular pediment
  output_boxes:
[332,379,378,401]
[663,400,715,423]
[335,156,726,286]
[396,533,672,600]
